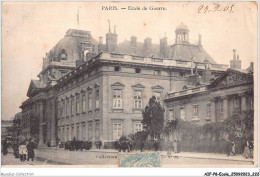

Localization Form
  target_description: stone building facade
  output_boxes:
[20,23,229,147]
[164,68,254,125]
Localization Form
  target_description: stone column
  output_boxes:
[240,93,247,111]
[38,101,44,147]
[50,98,56,146]
[222,96,229,120]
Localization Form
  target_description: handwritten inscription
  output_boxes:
[198,4,234,13]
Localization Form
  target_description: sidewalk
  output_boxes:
[159,151,254,163]
[41,147,254,163]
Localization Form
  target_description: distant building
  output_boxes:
[1,120,13,138]
[165,67,253,125]
[13,112,22,137]
[20,23,228,147]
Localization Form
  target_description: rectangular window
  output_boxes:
[134,123,143,133]
[134,90,142,109]
[114,66,120,72]
[76,125,79,140]
[66,99,69,116]
[135,68,141,73]
[233,97,240,111]
[95,122,100,140]
[88,123,92,140]
[154,70,161,76]
[193,105,199,117]
[113,89,122,108]
[95,90,100,109]
[113,123,122,140]
[219,99,223,114]
[153,92,161,102]
[82,124,86,141]
[169,109,174,121]
[82,94,86,112]
[76,96,80,114]
[180,107,185,120]
[88,93,92,110]
[62,100,65,117]
[71,125,74,140]
[66,127,69,141]
[71,97,74,115]
[207,103,211,117]
[62,127,65,141]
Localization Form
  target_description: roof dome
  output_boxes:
[51,35,82,62]
[48,29,97,62]
[176,23,189,31]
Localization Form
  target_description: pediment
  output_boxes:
[151,85,164,90]
[132,84,145,88]
[209,69,253,89]
[111,82,125,87]
[26,80,46,97]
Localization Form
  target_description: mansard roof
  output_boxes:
[171,43,217,64]
[113,40,164,58]
[45,29,98,64]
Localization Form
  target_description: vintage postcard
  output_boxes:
[1,1,258,172]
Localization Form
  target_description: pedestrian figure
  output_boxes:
[230,140,236,156]
[226,139,232,156]
[140,141,144,152]
[2,139,8,155]
[243,141,252,159]
[26,138,35,161]
[173,140,178,154]
[19,141,28,162]
[12,141,19,158]
[154,138,159,151]
[97,140,102,149]
[129,141,133,152]
[249,141,254,158]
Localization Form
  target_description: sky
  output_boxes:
[1,1,258,120]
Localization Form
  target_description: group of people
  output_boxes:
[226,139,254,159]
[2,138,35,162]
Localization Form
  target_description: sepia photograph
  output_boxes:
[1,0,258,172]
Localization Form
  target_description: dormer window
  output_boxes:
[60,49,67,60]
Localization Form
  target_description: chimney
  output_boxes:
[99,36,103,45]
[198,34,202,46]
[106,23,118,52]
[160,37,168,58]
[249,62,254,73]
[144,37,152,50]
[230,49,241,69]
[131,36,137,48]
[202,59,211,83]
[114,25,116,34]
[233,49,237,60]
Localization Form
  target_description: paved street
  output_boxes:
[1,148,254,167]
